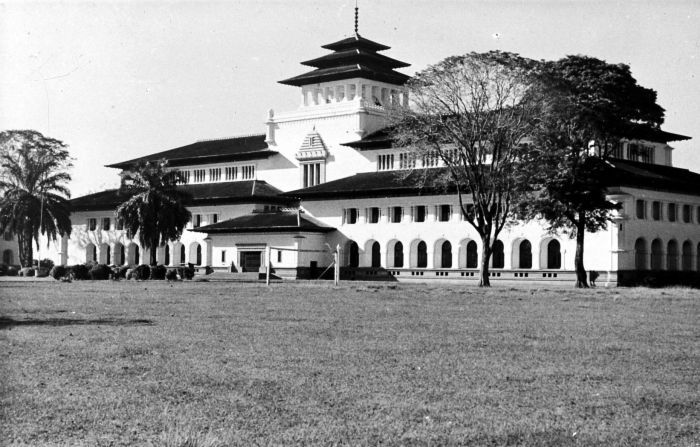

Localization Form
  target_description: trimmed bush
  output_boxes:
[132,264,151,280]
[150,264,167,280]
[19,267,35,277]
[6,266,19,276]
[165,268,179,281]
[70,264,91,280]
[35,258,54,270]
[179,265,195,280]
[89,263,112,280]
[115,266,129,279]
[50,265,68,280]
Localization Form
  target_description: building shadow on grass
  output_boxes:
[0,317,154,330]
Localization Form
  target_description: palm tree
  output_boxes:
[0,130,72,267]
[116,159,191,266]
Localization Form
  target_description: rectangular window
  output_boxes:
[88,218,97,231]
[377,154,394,171]
[390,206,402,223]
[193,214,201,228]
[209,168,221,182]
[652,201,662,221]
[221,250,226,263]
[682,205,691,223]
[345,208,358,224]
[443,149,458,165]
[668,203,677,222]
[414,205,426,222]
[178,170,190,184]
[225,166,238,181]
[399,152,416,169]
[422,151,438,167]
[627,143,655,164]
[611,141,624,159]
[438,204,451,222]
[368,207,380,224]
[302,163,322,188]
[116,219,124,230]
[193,169,206,183]
[277,250,282,263]
[635,199,646,219]
[241,165,255,180]
[211,213,218,224]
[102,217,110,231]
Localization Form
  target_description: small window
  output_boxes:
[345,208,358,224]
[193,169,206,183]
[368,207,380,224]
[88,218,97,231]
[414,205,426,222]
[377,154,395,171]
[277,250,282,263]
[242,165,255,180]
[302,163,322,187]
[193,214,201,228]
[225,166,238,181]
[102,218,110,231]
[3,232,12,241]
[390,206,402,223]
[682,205,691,223]
[635,200,646,219]
[221,250,226,263]
[116,219,124,230]
[211,214,218,224]
[438,204,451,222]
[652,201,661,221]
[209,168,221,182]
[668,203,677,222]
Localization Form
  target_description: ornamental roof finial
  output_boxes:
[354,0,359,36]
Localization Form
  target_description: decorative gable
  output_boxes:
[295,130,328,161]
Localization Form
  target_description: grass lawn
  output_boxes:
[0,281,698,446]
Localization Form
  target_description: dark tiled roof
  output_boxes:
[342,126,395,149]
[191,211,335,234]
[106,135,275,169]
[604,159,700,196]
[280,34,410,87]
[286,168,455,199]
[70,180,293,212]
[626,125,690,143]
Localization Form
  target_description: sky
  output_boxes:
[1,0,698,198]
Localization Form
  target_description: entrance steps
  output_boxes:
[198,271,262,282]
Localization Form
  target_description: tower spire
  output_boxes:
[354,0,359,35]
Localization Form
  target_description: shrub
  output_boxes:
[70,264,91,280]
[6,266,18,276]
[0,264,7,276]
[19,267,35,277]
[150,264,167,280]
[89,263,112,280]
[50,265,68,280]
[165,268,179,281]
[115,266,130,279]
[132,264,151,280]
[179,265,195,280]
[35,258,54,270]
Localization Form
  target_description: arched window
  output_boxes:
[349,241,359,267]
[546,240,561,269]
[650,239,663,270]
[393,241,404,268]
[519,240,532,269]
[667,240,679,271]
[2,249,13,265]
[196,244,202,265]
[105,245,111,265]
[492,240,504,268]
[417,241,427,268]
[441,241,452,268]
[371,241,381,268]
[634,238,647,270]
[86,244,97,263]
[164,245,170,266]
[682,241,692,271]
[466,241,478,268]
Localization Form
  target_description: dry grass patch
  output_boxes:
[0,281,698,445]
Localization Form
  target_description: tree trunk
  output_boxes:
[478,236,492,287]
[574,217,589,288]
[18,229,33,267]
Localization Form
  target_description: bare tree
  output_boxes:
[393,52,544,286]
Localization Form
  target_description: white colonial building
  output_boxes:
[42,31,700,285]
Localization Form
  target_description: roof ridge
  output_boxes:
[195,133,265,143]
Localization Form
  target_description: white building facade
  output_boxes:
[42,32,700,286]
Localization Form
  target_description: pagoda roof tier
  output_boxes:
[70,180,293,212]
[280,33,410,87]
[301,48,409,69]
[191,211,335,234]
[107,134,274,170]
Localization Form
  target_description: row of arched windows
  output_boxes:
[345,238,562,269]
[83,242,203,266]
[634,238,700,271]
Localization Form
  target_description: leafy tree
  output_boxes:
[517,56,665,287]
[0,130,72,267]
[393,52,546,286]
[116,160,191,266]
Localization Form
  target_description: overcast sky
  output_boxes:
[2,0,698,197]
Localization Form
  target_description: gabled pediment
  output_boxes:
[295,130,328,161]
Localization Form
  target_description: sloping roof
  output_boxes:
[70,180,293,212]
[191,211,335,234]
[285,168,455,199]
[106,135,275,170]
[604,159,700,196]
[279,34,410,87]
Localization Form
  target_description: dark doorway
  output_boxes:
[241,251,262,272]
